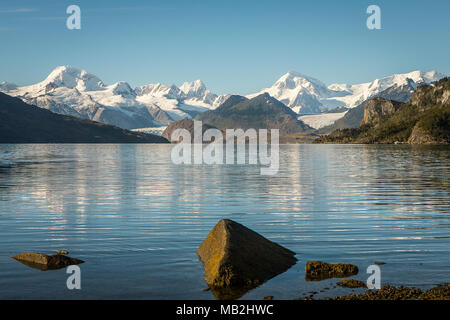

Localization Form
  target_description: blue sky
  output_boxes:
[1,0,449,94]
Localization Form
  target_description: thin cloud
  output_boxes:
[0,8,38,13]
[86,5,174,13]
[29,16,65,21]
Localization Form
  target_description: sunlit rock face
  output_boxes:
[197,219,297,299]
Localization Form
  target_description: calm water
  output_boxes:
[0,144,449,299]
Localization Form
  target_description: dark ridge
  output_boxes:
[0,92,168,143]
[195,93,313,135]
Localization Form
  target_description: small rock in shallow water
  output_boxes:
[56,250,69,255]
[374,261,386,265]
[12,252,84,271]
[305,261,358,281]
[263,296,273,300]
[337,279,367,288]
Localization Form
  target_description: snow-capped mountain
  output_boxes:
[250,70,446,116]
[327,70,445,110]
[1,66,446,131]
[180,79,217,106]
[299,77,427,130]
[248,71,345,114]
[0,66,223,129]
[0,81,18,91]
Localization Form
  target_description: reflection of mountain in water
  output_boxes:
[0,144,449,299]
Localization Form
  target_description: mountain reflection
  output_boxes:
[0,144,448,220]
[0,144,449,299]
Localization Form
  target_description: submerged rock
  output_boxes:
[12,252,84,271]
[305,261,358,281]
[336,279,367,288]
[197,219,297,299]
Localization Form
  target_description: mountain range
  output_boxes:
[248,70,444,115]
[315,78,450,144]
[0,66,228,130]
[0,92,168,143]
[0,66,446,132]
[318,78,422,134]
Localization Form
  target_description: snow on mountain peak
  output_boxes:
[2,65,446,131]
[180,79,206,95]
[0,81,17,91]
[249,71,334,114]
[39,65,105,92]
[424,70,446,82]
[249,69,447,114]
[180,79,217,105]
[136,79,216,104]
[1,66,228,130]
[111,81,134,96]
[334,70,446,109]
[279,71,327,88]
[135,83,181,99]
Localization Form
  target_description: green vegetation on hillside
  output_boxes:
[315,78,450,144]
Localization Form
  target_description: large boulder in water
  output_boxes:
[197,219,297,297]
[12,252,84,271]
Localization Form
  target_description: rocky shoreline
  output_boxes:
[289,284,450,301]
[327,283,450,300]
[290,283,450,300]
[196,219,450,301]
[11,220,449,301]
